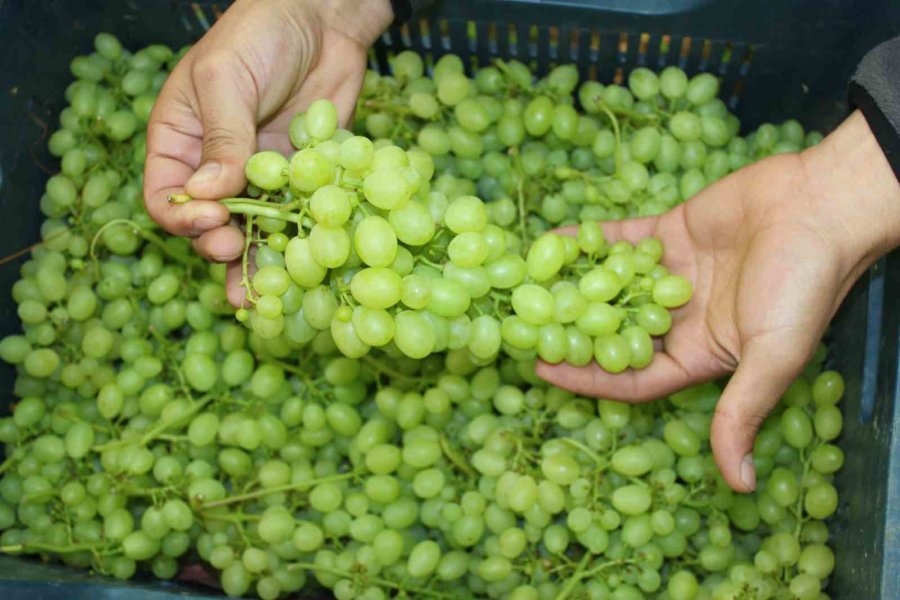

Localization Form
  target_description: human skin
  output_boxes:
[142,0,393,306]
[539,110,900,492]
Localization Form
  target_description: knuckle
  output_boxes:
[713,403,767,437]
[202,125,243,156]
[142,194,175,232]
[192,237,214,260]
[190,51,230,85]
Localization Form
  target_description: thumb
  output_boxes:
[710,337,807,493]
[185,55,258,200]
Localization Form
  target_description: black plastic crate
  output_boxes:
[0,0,898,598]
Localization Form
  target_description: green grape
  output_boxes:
[407,540,442,578]
[363,169,411,210]
[306,98,338,139]
[469,315,502,359]
[578,267,622,302]
[663,420,701,456]
[448,232,489,268]
[339,135,374,171]
[612,484,652,515]
[810,443,844,474]
[290,148,333,191]
[485,254,527,289]
[804,483,838,519]
[444,195,488,233]
[652,275,693,308]
[418,125,452,155]
[628,67,660,100]
[523,96,553,137]
[611,445,653,476]
[437,72,470,106]
[594,334,631,373]
[309,224,350,268]
[553,285,587,324]
[781,406,813,448]
[350,268,402,310]
[508,285,557,327]
[660,66,688,98]
[394,311,435,358]
[122,530,160,561]
[389,201,436,246]
[525,234,566,282]
[812,370,844,405]
[354,216,398,267]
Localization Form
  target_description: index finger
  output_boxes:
[143,86,230,237]
[554,214,661,245]
[535,350,707,402]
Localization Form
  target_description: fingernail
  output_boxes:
[194,215,225,232]
[187,162,222,187]
[740,454,756,491]
[210,249,240,263]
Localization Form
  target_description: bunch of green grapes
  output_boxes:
[357,51,822,236]
[0,33,845,600]
[221,99,691,372]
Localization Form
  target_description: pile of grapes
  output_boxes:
[0,33,846,600]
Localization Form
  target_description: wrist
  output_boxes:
[310,0,393,48]
[799,110,900,278]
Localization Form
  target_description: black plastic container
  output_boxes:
[0,0,898,598]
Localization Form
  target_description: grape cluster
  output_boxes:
[0,33,845,600]
[359,51,821,227]
[230,101,691,372]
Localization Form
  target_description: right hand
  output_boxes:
[143,0,393,306]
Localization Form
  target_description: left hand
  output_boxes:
[537,111,900,492]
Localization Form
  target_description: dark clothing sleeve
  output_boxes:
[390,0,438,23]
[849,36,900,179]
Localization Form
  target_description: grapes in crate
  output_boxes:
[0,32,842,600]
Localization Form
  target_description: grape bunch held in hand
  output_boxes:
[208,99,692,373]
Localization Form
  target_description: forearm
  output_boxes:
[799,110,900,287]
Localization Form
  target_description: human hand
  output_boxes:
[538,110,900,492]
[143,0,393,306]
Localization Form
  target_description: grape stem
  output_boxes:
[794,447,811,537]
[560,437,607,467]
[200,511,261,522]
[0,227,71,267]
[90,218,201,269]
[241,214,256,305]
[553,552,592,600]
[361,355,424,384]
[199,470,361,509]
[516,168,528,243]
[555,555,629,600]
[598,104,623,175]
[287,562,457,599]
[439,434,476,478]
[20,488,58,503]
[222,199,302,224]
[1,541,108,555]
[605,102,663,124]
[92,395,212,451]
[415,256,443,270]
